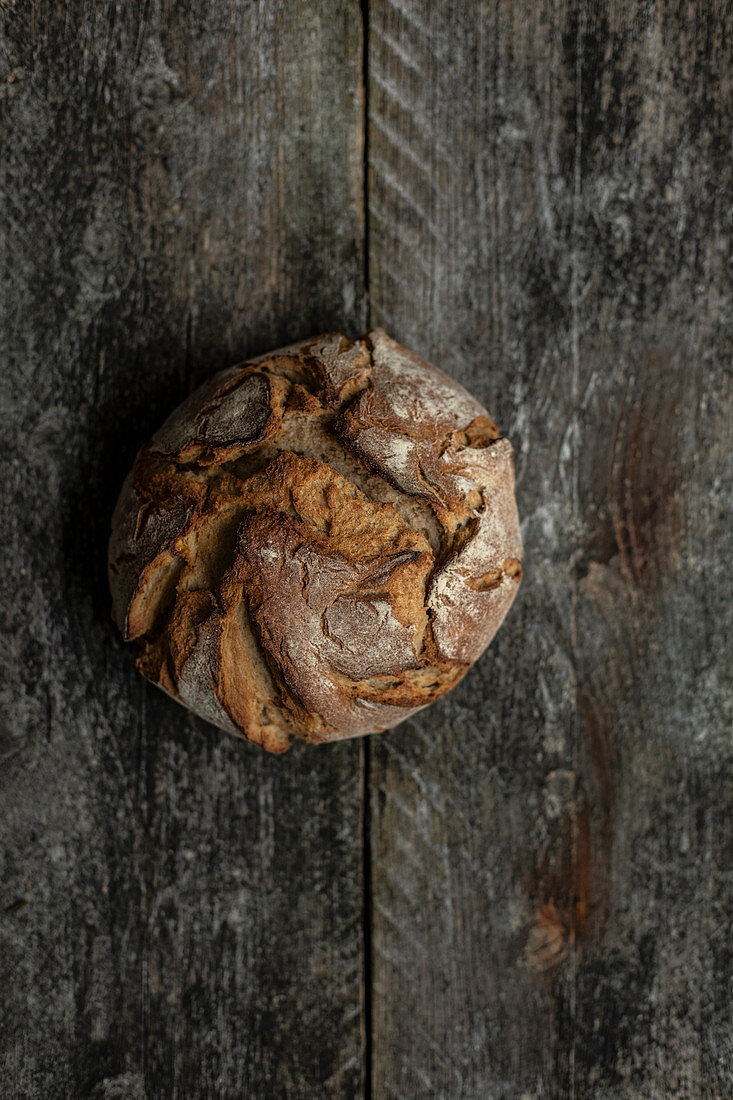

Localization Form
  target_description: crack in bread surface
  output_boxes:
[111,331,522,748]
[131,446,442,744]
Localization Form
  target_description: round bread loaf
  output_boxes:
[108,329,522,752]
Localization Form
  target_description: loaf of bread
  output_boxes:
[108,329,522,752]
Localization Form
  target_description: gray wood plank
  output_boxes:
[0,2,366,1097]
[367,1,732,1096]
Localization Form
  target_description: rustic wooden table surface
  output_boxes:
[1,2,731,1097]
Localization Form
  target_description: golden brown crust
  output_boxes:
[108,329,523,751]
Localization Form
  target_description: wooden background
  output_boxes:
[1,1,731,1097]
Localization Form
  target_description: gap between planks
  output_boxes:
[360,2,374,1097]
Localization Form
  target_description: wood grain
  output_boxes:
[367,0,732,1096]
[2,0,731,1097]
[0,2,366,1097]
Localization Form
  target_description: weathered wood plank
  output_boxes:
[0,2,366,1097]
[367,0,732,1096]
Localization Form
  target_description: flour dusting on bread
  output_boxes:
[108,329,522,751]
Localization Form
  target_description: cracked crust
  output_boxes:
[108,329,523,751]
